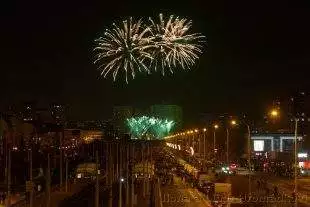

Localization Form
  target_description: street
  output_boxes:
[161,175,211,207]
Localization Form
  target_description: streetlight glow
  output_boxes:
[203,128,207,132]
[214,124,219,129]
[231,120,237,125]
[270,109,279,117]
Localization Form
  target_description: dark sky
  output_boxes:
[1,0,309,122]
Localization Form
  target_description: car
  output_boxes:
[235,167,254,175]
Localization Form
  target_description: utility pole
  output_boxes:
[6,147,11,207]
[119,143,122,207]
[95,151,99,207]
[226,128,229,165]
[246,124,251,194]
[65,157,68,192]
[116,143,119,181]
[60,132,63,190]
[105,142,108,186]
[108,143,112,207]
[213,131,216,159]
[203,129,206,162]
[46,153,51,207]
[131,143,135,207]
[142,142,145,198]
[202,128,207,171]
[29,150,33,207]
[126,144,129,206]
[294,119,298,207]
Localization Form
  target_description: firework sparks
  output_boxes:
[148,14,205,75]
[127,116,175,139]
[94,14,206,82]
[94,18,153,83]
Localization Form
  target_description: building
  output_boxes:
[50,103,66,125]
[22,102,36,121]
[112,106,134,134]
[149,104,182,131]
[251,133,303,160]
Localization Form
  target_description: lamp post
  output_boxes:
[202,128,207,171]
[203,128,207,161]
[213,124,219,160]
[226,120,237,165]
[238,115,252,194]
[194,129,198,157]
[294,118,298,207]
[246,123,251,194]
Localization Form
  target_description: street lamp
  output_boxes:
[226,120,237,165]
[270,109,279,117]
[293,118,298,207]
[203,128,207,161]
[269,108,297,206]
[213,124,219,160]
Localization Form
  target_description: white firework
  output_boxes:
[148,14,205,75]
[94,17,153,83]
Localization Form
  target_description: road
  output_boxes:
[161,175,211,207]
[226,174,309,207]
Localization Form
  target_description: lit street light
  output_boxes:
[213,124,219,159]
[270,109,279,117]
[231,120,237,125]
[269,108,297,206]
[226,120,237,164]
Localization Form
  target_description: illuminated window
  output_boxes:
[254,140,264,152]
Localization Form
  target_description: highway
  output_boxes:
[161,175,211,207]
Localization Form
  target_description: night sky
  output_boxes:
[1,0,309,123]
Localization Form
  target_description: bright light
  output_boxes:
[120,178,124,182]
[94,14,205,83]
[189,147,194,156]
[270,109,279,117]
[203,128,207,132]
[214,124,219,129]
[253,140,264,152]
[231,120,237,125]
[77,173,82,179]
[127,116,175,139]
[194,129,198,133]
[298,153,308,158]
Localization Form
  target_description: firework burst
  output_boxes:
[148,14,205,75]
[94,18,153,83]
[94,14,205,82]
